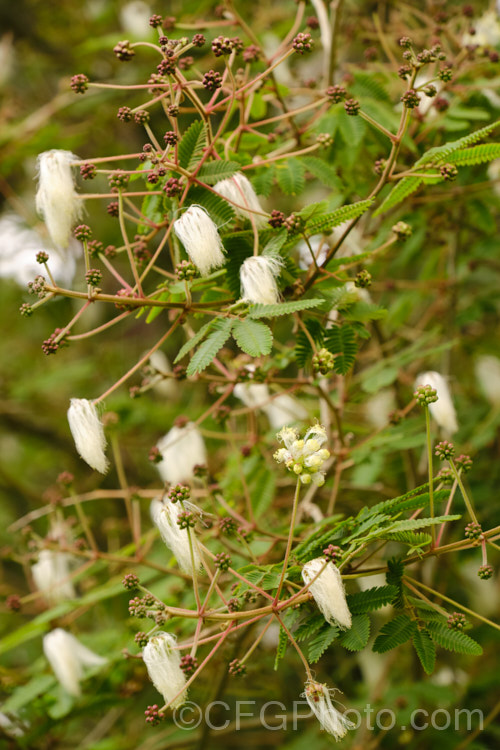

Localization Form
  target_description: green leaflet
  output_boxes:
[276,158,306,195]
[174,319,215,364]
[197,160,241,185]
[248,298,323,318]
[178,120,207,170]
[340,614,370,651]
[232,318,273,357]
[307,624,340,663]
[347,585,398,614]
[186,318,233,376]
[324,324,358,375]
[412,628,436,675]
[372,614,417,653]
[306,198,374,235]
[302,156,343,189]
[427,622,483,655]
[447,143,500,166]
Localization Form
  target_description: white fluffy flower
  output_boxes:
[67,398,108,474]
[156,422,207,485]
[31,549,76,604]
[234,381,307,429]
[303,680,355,740]
[173,206,225,276]
[120,1,152,36]
[214,173,267,228]
[147,349,177,398]
[302,557,352,629]
[36,150,82,248]
[415,371,458,435]
[142,632,187,709]
[43,629,107,697]
[274,425,330,486]
[150,498,201,573]
[240,255,282,305]
[475,355,500,406]
[462,10,500,47]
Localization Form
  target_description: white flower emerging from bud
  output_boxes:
[142,631,187,709]
[31,549,76,604]
[214,173,267,228]
[302,557,352,629]
[415,371,458,435]
[150,498,201,573]
[274,424,330,486]
[36,150,82,248]
[173,206,225,276]
[43,629,107,697]
[475,355,500,406]
[156,422,207,485]
[303,680,355,740]
[67,399,108,473]
[240,255,282,305]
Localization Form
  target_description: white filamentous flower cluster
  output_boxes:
[31,549,76,604]
[239,255,282,305]
[36,150,82,248]
[273,425,330,486]
[142,632,188,709]
[150,498,201,573]
[43,629,107,697]
[475,355,500,406]
[303,680,355,741]
[415,371,458,435]
[214,172,267,228]
[173,205,225,276]
[156,422,207,485]
[67,398,109,473]
[233,379,308,429]
[301,557,352,629]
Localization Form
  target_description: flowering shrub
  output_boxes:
[1,1,500,747]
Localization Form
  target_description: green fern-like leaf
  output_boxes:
[251,166,276,197]
[324,324,357,375]
[447,143,500,166]
[232,318,273,357]
[197,160,241,185]
[178,120,207,170]
[306,198,374,235]
[276,159,306,195]
[294,318,325,368]
[248,298,323,318]
[347,585,398,614]
[274,626,289,670]
[307,624,340,663]
[427,622,483,655]
[412,628,436,674]
[294,613,327,642]
[351,71,392,103]
[302,156,343,189]
[174,320,214,364]
[186,319,233,376]
[386,557,405,609]
[382,530,432,550]
[373,176,424,216]
[340,614,370,651]
[417,120,500,166]
[372,615,417,653]
[381,514,461,535]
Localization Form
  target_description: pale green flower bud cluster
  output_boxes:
[273,425,330,486]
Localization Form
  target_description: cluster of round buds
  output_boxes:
[477,564,494,580]
[436,467,453,484]
[354,270,372,288]
[74,224,92,241]
[344,98,361,116]
[149,14,163,27]
[392,221,412,240]
[114,40,135,61]
[36,250,49,264]
[447,612,468,631]
[117,106,133,122]
[219,516,237,536]
[456,454,473,472]
[109,170,130,190]
[228,659,247,677]
[435,440,454,460]
[180,655,198,676]
[56,471,74,487]
[157,56,177,76]
[238,525,253,542]
[6,594,22,612]
[268,210,285,228]
[163,131,179,146]
[316,133,333,148]
[177,510,196,529]
[243,44,260,63]
[323,544,342,564]
[27,274,46,297]
[134,109,150,125]
[398,64,412,80]
[107,201,119,217]
[122,573,140,590]
[401,88,421,108]
[162,177,182,197]
[440,164,458,181]
[433,97,449,112]
[374,158,387,174]
[312,348,335,376]
[306,15,320,29]
[42,328,68,356]
[464,521,483,542]
[144,705,164,726]
[214,552,232,571]
[414,384,439,406]
[135,631,149,648]
[168,484,190,503]
[192,33,205,47]
[212,404,231,424]
[80,162,96,180]
[128,596,148,618]
[202,70,223,92]
[274,424,330,486]
[176,260,197,280]
[438,67,453,82]
[326,84,347,103]
[149,445,162,463]
[178,56,194,71]
[85,268,102,287]
[292,32,314,54]
[114,288,138,310]
[227,597,241,612]
[399,36,413,49]
[212,36,236,57]
[70,73,89,93]
[423,84,437,98]
[19,303,33,317]
[284,213,304,234]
